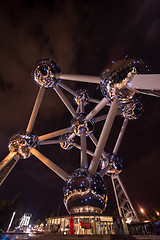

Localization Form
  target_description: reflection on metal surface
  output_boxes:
[120,99,143,120]
[72,113,94,136]
[33,58,61,88]
[101,153,123,176]
[63,168,108,214]
[8,131,38,159]
[59,133,75,150]
[100,59,145,103]
[74,89,90,106]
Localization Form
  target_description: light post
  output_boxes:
[156,211,160,220]
[140,208,149,222]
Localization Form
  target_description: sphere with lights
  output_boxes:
[71,113,95,136]
[63,168,108,214]
[120,99,143,120]
[101,153,123,176]
[74,89,90,106]
[8,131,38,159]
[100,59,145,103]
[33,58,61,89]
[59,133,74,150]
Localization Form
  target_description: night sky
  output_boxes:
[0,0,160,222]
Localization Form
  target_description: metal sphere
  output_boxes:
[72,113,94,136]
[74,89,90,106]
[63,168,108,214]
[121,99,143,120]
[59,133,74,150]
[100,59,145,103]
[8,131,38,159]
[33,58,61,89]
[101,153,123,176]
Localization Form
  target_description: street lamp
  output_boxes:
[140,207,149,222]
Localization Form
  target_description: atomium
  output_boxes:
[63,168,108,214]
[1,57,159,223]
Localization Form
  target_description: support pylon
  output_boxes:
[111,174,139,223]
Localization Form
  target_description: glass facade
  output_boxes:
[46,215,129,235]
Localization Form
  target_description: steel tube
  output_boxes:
[54,86,77,118]
[26,87,45,133]
[39,139,63,145]
[0,152,17,171]
[89,98,101,104]
[56,73,101,84]
[58,82,78,97]
[30,147,69,181]
[80,130,88,168]
[0,156,19,186]
[99,164,111,177]
[89,133,107,159]
[88,100,119,175]
[85,98,109,121]
[113,118,129,155]
[38,127,72,142]
[94,115,107,123]
[68,132,76,140]
[128,74,160,90]
[80,99,85,113]
[72,143,94,157]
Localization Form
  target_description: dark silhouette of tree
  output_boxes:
[0,193,21,231]
[57,204,61,216]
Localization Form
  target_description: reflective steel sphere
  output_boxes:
[8,131,38,159]
[33,58,61,88]
[121,99,143,120]
[59,133,74,150]
[100,59,145,103]
[74,89,90,106]
[101,153,123,176]
[72,113,94,136]
[63,168,108,214]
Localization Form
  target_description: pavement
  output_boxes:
[1,233,160,240]
[28,233,137,240]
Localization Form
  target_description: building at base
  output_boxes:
[46,214,129,235]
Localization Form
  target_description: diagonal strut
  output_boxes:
[88,100,119,175]
[30,148,69,181]
[26,86,45,133]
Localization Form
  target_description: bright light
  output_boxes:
[140,208,144,213]
[156,211,159,216]
[126,218,132,224]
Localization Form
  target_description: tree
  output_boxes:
[0,193,21,231]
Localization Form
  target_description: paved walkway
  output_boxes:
[28,233,136,240]
[133,235,160,240]
[2,233,160,240]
